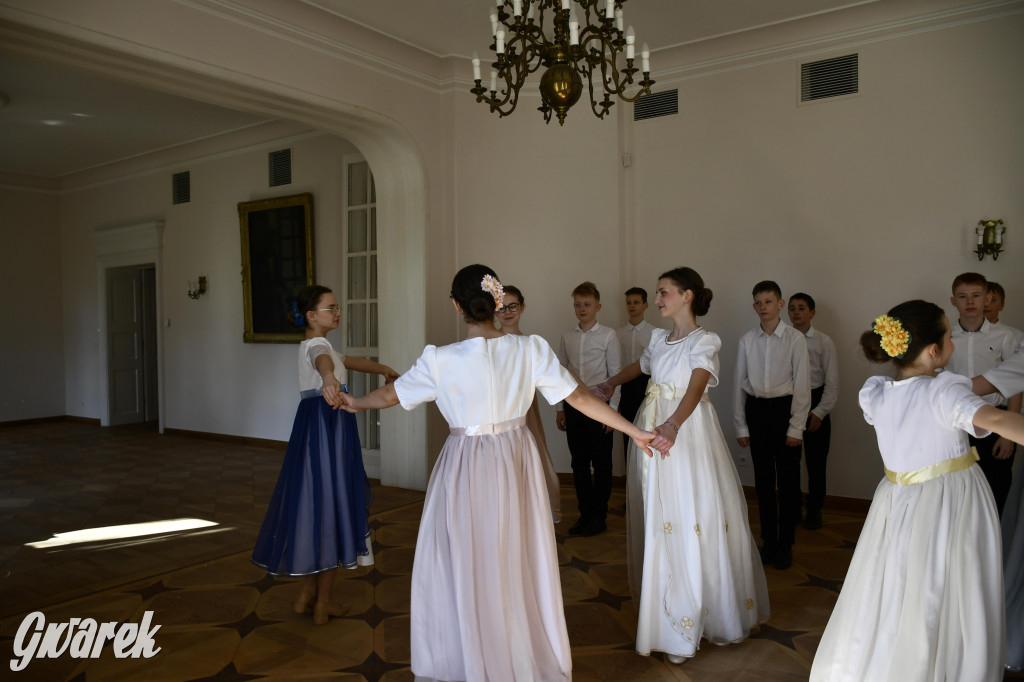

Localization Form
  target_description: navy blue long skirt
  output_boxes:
[251,392,373,576]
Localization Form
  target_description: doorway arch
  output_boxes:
[1,21,430,489]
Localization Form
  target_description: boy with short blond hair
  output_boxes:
[948,272,1021,515]
[734,280,810,570]
[557,281,621,536]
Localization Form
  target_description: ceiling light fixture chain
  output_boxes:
[470,0,654,125]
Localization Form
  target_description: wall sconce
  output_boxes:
[974,219,1005,261]
[187,276,208,300]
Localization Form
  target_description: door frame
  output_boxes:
[94,222,165,431]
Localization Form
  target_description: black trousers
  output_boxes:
[971,406,1016,516]
[619,373,651,454]
[803,386,832,513]
[745,393,803,549]
[565,401,613,522]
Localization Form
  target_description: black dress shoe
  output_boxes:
[568,517,589,536]
[804,509,823,530]
[773,546,793,570]
[759,544,776,565]
[579,519,607,537]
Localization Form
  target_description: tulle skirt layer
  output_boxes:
[810,465,1004,682]
[411,423,571,682]
[251,395,373,576]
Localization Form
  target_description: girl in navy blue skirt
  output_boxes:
[251,285,398,624]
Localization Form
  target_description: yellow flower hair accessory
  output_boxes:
[873,314,911,358]
[481,274,504,309]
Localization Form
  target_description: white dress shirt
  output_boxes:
[558,322,621,410]
[985,351,1024,399]
[947,319,1021,406]
[617,320,655,368]
[803,327,839,420]
[733,322,811,440]
[991,320,1024,349]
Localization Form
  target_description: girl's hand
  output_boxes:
[650,423,678,456]
[632,430,657,458]
[338,393,362,413]
[381,366,400,384]
[321,376,342,407]
[593,382,614,401]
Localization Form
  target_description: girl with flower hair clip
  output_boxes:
[811,299,1024,681]
[340,264,656,682]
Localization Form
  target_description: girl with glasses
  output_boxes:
[497,285,562,523]
[251,284,398,625]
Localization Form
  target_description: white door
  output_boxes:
[106,265,145,425]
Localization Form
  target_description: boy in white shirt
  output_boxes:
[948,272,1021,515]
[557,282,621,536]
[616,287,654,453]
[787,293,838,531]
[985,281,1024,347]
[734,280,810,570]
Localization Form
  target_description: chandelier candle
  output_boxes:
[470,0,655,125]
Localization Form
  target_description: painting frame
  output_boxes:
[239,192,315,343]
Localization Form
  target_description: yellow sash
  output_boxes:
[884,447,979,486]
[636,381,708,431]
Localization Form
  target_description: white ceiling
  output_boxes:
[0,0,876,179]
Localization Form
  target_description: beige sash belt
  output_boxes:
[884,447,979,486]
[450,416,526,437]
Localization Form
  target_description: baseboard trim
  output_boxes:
[163,427,286,450]
[0,415,101,428]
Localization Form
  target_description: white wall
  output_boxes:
[2,0,1021,500]
[58,133,358,441]
[627,14,1024,496]
[0,187,64,421]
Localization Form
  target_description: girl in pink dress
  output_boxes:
[341,264,655,682]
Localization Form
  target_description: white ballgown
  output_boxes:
[1003,452,1024,670]
[810,372,1004,681]
[627,327,769,659]
[393,333,578,682]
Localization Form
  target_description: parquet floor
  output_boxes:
[0,421,876,680]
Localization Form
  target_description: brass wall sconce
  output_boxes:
[187,276,208,300]
[974,219,1005,261]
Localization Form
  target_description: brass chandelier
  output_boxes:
[470,0,654,125]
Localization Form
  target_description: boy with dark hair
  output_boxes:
[734,280,810,569]
[787,292,838,530]
[948,272,1021,515]
[616,287,654,454]
[557,281,621,536]
[985,281,1024,347]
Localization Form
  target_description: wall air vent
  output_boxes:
[269,148,292,187]
[172,171,190,204]
[634,89,678,121]
[801,54,858,102]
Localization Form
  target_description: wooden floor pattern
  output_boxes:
[0,421,873,680]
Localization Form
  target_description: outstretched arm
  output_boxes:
[563,385,654,456]
[340,383,400,412]
[344,356,400,383]
[595,360,643,399]
[974,405,1024,446]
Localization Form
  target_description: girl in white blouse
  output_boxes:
[811,299,1024,681]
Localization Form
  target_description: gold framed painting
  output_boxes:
[239,193,314,343]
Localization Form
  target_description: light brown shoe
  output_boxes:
[313,601,349,625]
[293,587,316,614]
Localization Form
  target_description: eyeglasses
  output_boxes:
[496,303,521,314]
[317,305,342,314]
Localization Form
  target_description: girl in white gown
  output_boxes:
[598,267,769,663]
[811,300,1024,681]
[341,264,655,682]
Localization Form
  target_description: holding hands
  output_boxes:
[592,382,614,402]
